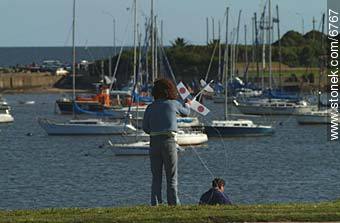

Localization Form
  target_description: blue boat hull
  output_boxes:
[204,126,274,137]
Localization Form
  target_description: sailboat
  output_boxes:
[295,109,339,124]
[295,13,339,124]
[109,0,208,155]
[38,0,136,135]
[109,0,153,155]
[234,1,314,116]
[204,7,274,137]
[234,98,312,115]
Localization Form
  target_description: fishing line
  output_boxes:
[200,114,230,177]
[189,144,214,178]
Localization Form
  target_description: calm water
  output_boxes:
[0,93,339,210]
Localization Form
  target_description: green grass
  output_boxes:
[1,201,339,223]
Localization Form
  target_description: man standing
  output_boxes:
[143,78,191,206]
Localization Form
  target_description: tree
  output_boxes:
[171,37,188,48]
[299,46,316,66]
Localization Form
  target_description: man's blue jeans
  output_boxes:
[150,135,180,206]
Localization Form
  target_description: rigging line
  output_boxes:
[82,43,102,75]
[204,41,219,82]
[63,23,73,47]
[159,39,177,84]
[109,17,131,91]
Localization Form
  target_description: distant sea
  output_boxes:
[0,47,119,67]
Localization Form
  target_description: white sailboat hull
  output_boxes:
[296,111,340,124]
[236,104,311,115]
[0,114,14,123]
[38,118,136,135]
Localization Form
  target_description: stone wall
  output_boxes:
[0,73,62,90]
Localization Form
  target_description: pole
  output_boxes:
[218,20,222,81]
[235,9,242,73]
[154,16,158,79]
[251,16,255,80]
[151,0,155,82]
[161,20,163,47]
[244,24,248,82]
[145,18,149,84]
[133,0,137,84]
[212,17,215,40]
[254,12,260,84]
[223,7,229,82]
[72,0,76,103]
[206,17,209,45]
[312,16,316,40]
[224,7,229,120]
[268,0,272,89]
[296,13,304,35]
[113,18,116,56]
[318,13,325,110]
[276,5,282,90]
[232,28,236,78]
[261,9,266,90]
[108,56,112,78]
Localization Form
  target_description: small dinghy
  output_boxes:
[176,130,208,146]
[0,109,14,123]
[18,101,35,105]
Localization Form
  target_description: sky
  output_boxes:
[0,0,326,47]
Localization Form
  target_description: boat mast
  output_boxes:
[224,7,229,120]
[151,0,155,82]
[218,20,222,82]
[268,0,272,90]
[154,16,158,79]
[133,0,137,85]
[318,13,325,111]
[206,17,209,45]
[222,7,229,85]
[254,12,260,84]
[244,24,248,82]
[71,0,77,119]
[251,16,255,83]
[235,10,242,77]
[145,18,149,84]
[276,5,282,91]
[261,3,266,90]
[72,0,76,103]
